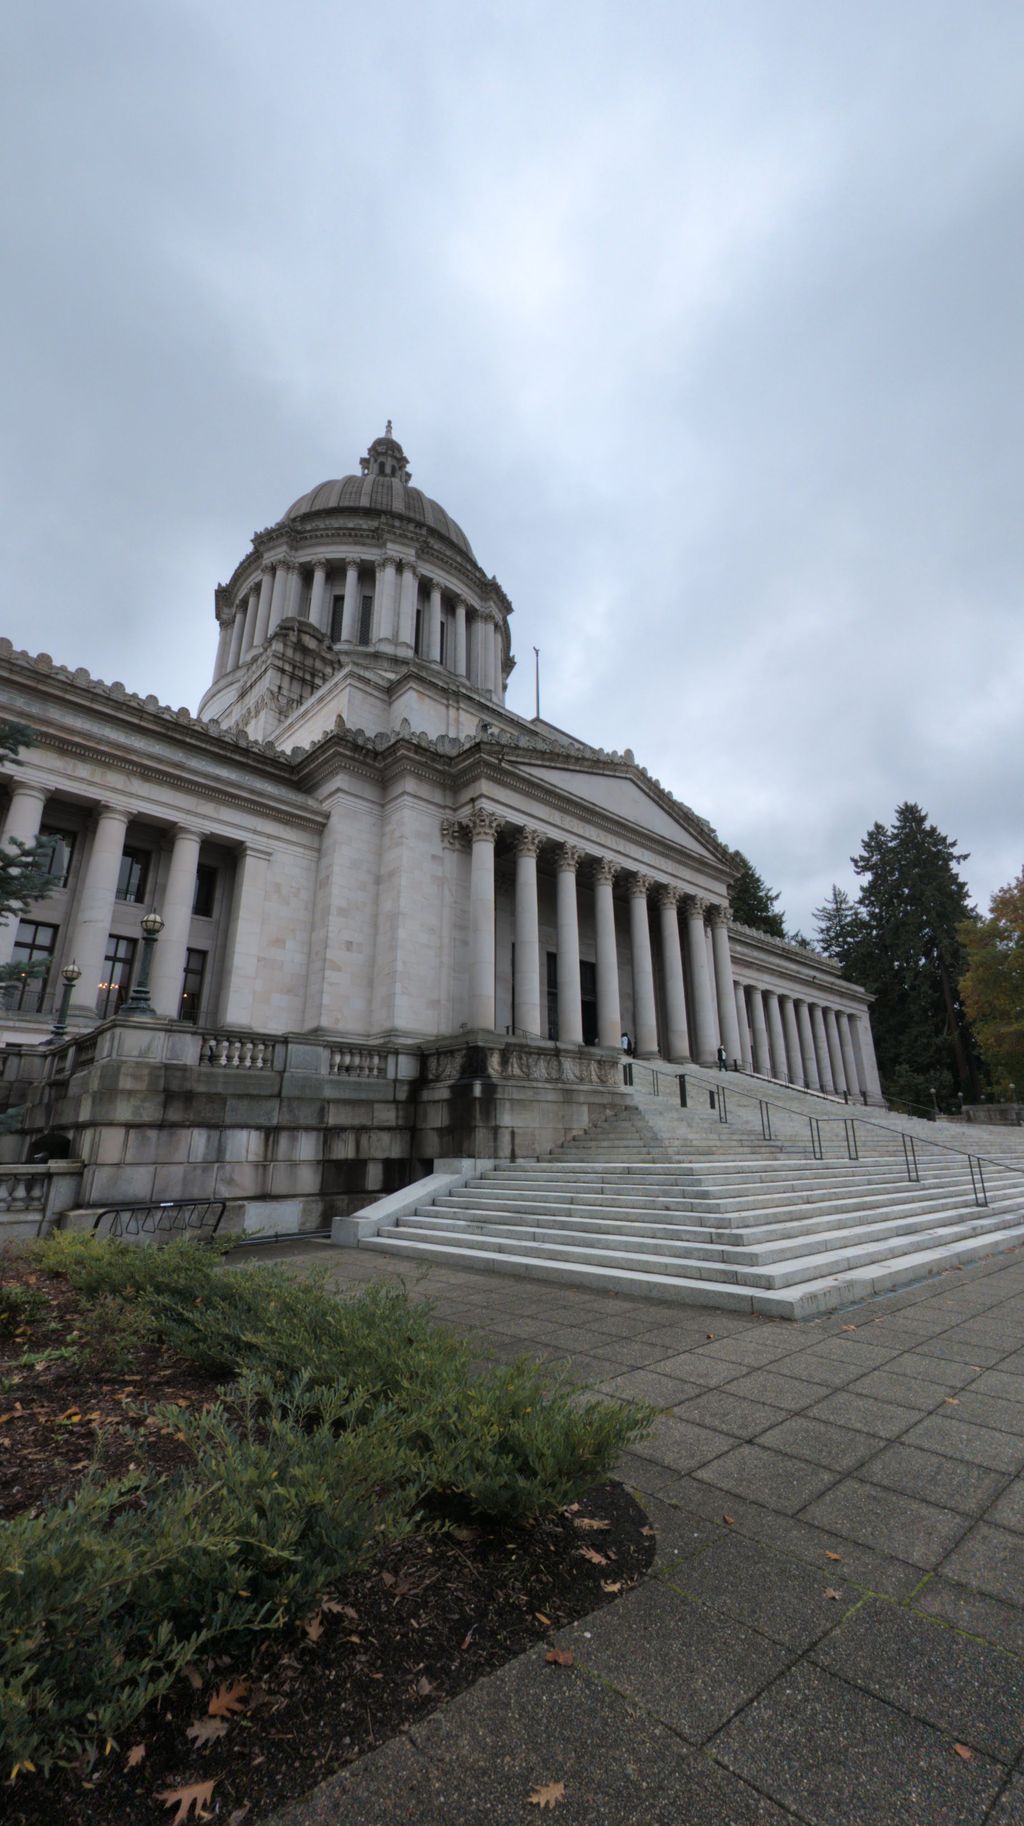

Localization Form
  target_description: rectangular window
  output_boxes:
[37,826,76,889]
[116,846,149,904]
[6,920,58,1012]
[179,948,207,1024]
[193,864,217,918]
[97,934,136,1019]
[330,594,345,642]
[414,606,423,656]
[439,619,446,666]
[546,950,558,1042]
[358,593,373,645]
[580,959,598,1046]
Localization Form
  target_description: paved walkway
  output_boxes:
[262,1243,1024,1826]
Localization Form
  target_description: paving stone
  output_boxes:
[669,1388,789,1437]
[800,1477,970,1568]
[987,1775,1024,1825]
[268,1732,437,1825]
[901,1413,1024,1474]
[628,1412,735,1474]
[888,1352,984,1388]
[804,1388,914,1439]
[593,1336,691,1367]
[697,1335,806,1369]
[662,1531,856,1649]
[649,1350,743,1387]
[988,1479,1024,1534]
[693,1442,838,1514]
[615,1451,683,1497]
[635,1490,716,1572]
[914,1575,1024,1656]
[756,1415,880,1473]
[940,1523,1024,1608]
[856,1441,1008,1516]
[721,1368,828,1412]
[779,1349,868,1387]
[555,1577,791,1744]
[746,1508,932,1600]
[910,1337,1005,1367]
[811,1595,1024,1761]
[969,1370,1024,1404]
[712,1659,1004,1826]
[952,1389,1024,1437]
[848,1368,949,1410]
[598,1368,707,1407]
[793,1336,900,1371]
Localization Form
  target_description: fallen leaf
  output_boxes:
[208,1678,250,1718]
[415,1675,435,1695]
[450,1524,478,1542]
[640,1525,655,1538]
[125,1744,146,1769]
[322,1599,358,1620]
[546,1647,574,1667]
[841,1324,858,1332]
[460,1628,476,1650]
[953,1743,974,1761]
[227,1810,252,1826]
[574,1517,611,1532]
[187,1717,229,1747]
[944,1397,960,1406]
[304,1613,324,1643]
[157,1780,217,1824]
[183,1664,204,1692]
[577,1545,608,1565]
[822,1588,842,1601]
[722,1514,735,1526]
[825,1552,843,1562]
[380,1570,396,1587]
[601,1580,624,1594]
[706,1333,717,1340]
[534,1612,552,1627]
[528,1779,566,1809]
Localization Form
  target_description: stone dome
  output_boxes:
[281,426,476,561]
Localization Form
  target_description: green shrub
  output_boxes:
[0,1282,49,1336]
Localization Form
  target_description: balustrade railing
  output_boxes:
[200,1032,278,1070]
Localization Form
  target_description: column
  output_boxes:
[240,584,260,657]
[823,1007,847,1093]
[428,582,443,663]
[709,906,742,1065]
[594,859,622,1049]
[659,887,690,1062]
[341,559,361,642]
[629,876,659,1057]
[371,558,396,644]
[467,612,481,686]
[492,622,504,699]
[149,827,203,1018]
[219,843,272,1027]
[226,607,246,672]
[266,560,291,637]
[810,1003,835,1092]
[284,563,302,620]
[764,991,787,1079]
[309,563,329,634]
[68,805,131,1015]
[796,1000,821,1090]
[854,1014,883,1103]
[683,895,717,1064]
[734,983,753,1068]
[252,565,274,647]
[749,987,772,1076]
[837,1010,862,1101]
[781,995,804,1086]
[454,600,468,676]
[397,561,418,651]
[555,844,583,1044]
[213,617,233,681]
[468,807,500,1030]
[704,925,720,1046]
[0,781,49,970]
[513,829,542,1038]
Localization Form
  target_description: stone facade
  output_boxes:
[0,429,882,1234]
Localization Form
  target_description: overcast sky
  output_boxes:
[3,0,1022,936]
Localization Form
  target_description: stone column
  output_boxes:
[749,987,772,1076]
[252,564,275,647]
[629,876,659,1057]
[284,563,302,620]
[0,781,49,969]
[240,584,260,656]
[454,600,468,676]
[837,1011,862,1101]
[764,991,787,1079]
[854,1014,883,1103]
[781,995,804,1086]
[594,858,621,1049]
[683,896,717,1064]
[810,1003,834,1093]
[149,827,203,1018]
[373,557,398,645]
[555,844,583,1045]
[704,925,721,1046]
[824,1007,847,1094]
[309,563,329,634]
[796,1000,820,1090]
[223,609,243,674]
[734,983,753,1068]
[341,559,361,642]
[513,829,542,1038]
[467,612,481,687]
[659,887,690,1062]
[267,560,291,636]
[213,617,233,680]
[468,807,500,1030]
[492,622,504,699]
[709,906,742,1065]
[429,582,443,663]
[397,561,418,651]
[219,843,272,1027]
[68,805,130,1014]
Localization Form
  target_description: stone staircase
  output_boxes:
[362,1070,1024,1319]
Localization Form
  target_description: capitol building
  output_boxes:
[0,429,881,1232]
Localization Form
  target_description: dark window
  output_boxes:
[330,594,345,642]
[6,920,58,1012]
[358,593,373,644]
[439,619,446,666]
[116,846,149,904]
[97,934,136,1019]
[193,864,217,918]
[580,959,598,1046]
[179,948,207,1024]
[414,606,423,656]
[546,950,558,1041]
[37,827,76,889]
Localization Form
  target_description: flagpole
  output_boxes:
[533,646,540,720]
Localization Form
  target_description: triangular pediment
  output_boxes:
[507,757,726,863]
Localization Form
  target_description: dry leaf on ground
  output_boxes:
[528,1779,566,1809]
[125,1744,146,1769]
[573,1517,610,1532]
[156,1780,218,1824]
[825,1551,843,1562]
[187,1717,230,1747]
[208,1678,250,1717]
[546,1647,574,1667]
[534,1612,552,1626]
[953,1743,974,1761]
[601,1579,624,1594]
[722,1514,735,1526]
[577,1545,608,1565]
[822,1588,843,1601]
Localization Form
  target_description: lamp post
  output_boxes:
[48,960,81,1044]
[122,909,164,1016]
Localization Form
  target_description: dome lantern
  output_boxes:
[359,421,411,484]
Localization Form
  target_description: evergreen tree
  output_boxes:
[0,722,56,991]
[728,851,787,939]
[851,803,979,1107]
[959,869,1024,1094]
[813,885,861,970]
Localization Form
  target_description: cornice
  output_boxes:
[506,746,731,869]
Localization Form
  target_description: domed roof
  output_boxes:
[281,426,475,560]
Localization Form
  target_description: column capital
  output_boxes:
[401,556,419,576]
[312,558,328,575]
[707,902,729,928]
[557,842,582,873]
[682,892,708,919]
[657,883,679,910]
[5,779,48,805]
[345,554,361,572]
[466,806,501,844]
[593,856,619,885]
[629,872,653,899]
[169,823,205,844]
[440,817,466,850]
[514,827,543,858]
[260,559,276,576]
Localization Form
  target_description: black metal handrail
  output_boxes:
[91,1199,226,1241]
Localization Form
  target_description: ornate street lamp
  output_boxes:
[48,959,81,1044]
[122,909,164,1016]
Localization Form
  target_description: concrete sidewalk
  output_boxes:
[262,1243,1024,1826]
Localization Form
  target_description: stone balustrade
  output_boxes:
[200,1032,278,1070]
[0,1161,83,1240]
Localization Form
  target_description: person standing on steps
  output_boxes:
[716,1043,728,1071]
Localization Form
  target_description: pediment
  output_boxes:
[507,758,726,863]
